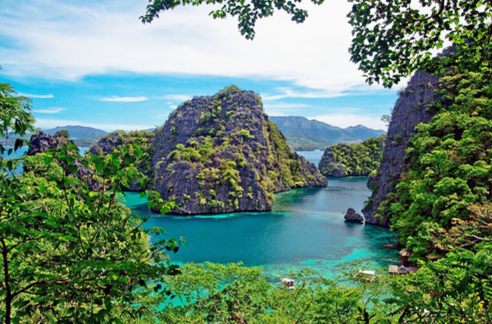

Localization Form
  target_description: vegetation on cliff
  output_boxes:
[0,0,490,321]
[318,135,384,177]
[89,130,155,190]
[385,68,492,260]
[143,0,492,321]
[152,85,326,215]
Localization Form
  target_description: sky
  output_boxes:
[0,0,399,131]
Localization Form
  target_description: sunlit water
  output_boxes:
[122,176,398,279]
[5,147,397,278]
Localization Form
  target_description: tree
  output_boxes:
[141,0,326,40]
[141,0,491,86]
[0,142,181,322]
[0,83,34,153]
[0,94,180,321]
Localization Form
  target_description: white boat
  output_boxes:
[281,278,295,289]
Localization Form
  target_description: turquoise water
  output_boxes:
[5,147,397,277]
[122,177,398,279]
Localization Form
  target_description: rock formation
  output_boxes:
[152,86,326,215]
[318,136,385,177]
[363,71,439,227]
[344,208,364,223]
[27,131,100,190]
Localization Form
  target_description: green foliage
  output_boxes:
[140,1,325,40]
[388,242,492,322]
[0,139,179,321]
[348,0,492,86]
[386,68,492,260]
[319,135,385,177]
[135,262,391,323]
[0,83,34,154]
[90,130,155,190]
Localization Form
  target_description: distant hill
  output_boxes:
[45,126,106,139]
[3,126,107,148]
[269,116,385,151]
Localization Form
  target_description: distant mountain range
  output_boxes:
[270,116,385,151]
[45,126,107,139]
[3,126,107,147]
[5,119,383,151]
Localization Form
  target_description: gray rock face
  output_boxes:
[363,71,439,227]
[27,132,100,190]
[344,208,364,223]
[152,86,326,215]
[27,131,70,155]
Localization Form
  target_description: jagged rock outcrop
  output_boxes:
[318,136,385,177]
[27,131,71,155]
[152,86,327,215]
[344,208,364,223]
[89,130,155,191]
[363,71,439,227]
[27,131,100,190]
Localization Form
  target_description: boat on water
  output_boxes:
[281,278,295,289]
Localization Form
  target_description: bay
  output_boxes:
[123,176,398,278]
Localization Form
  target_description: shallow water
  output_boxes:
[5,147,397,277]
[123,177,398,278]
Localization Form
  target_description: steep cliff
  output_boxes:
[318,135,384,177]
[363,71,439,226]
[89,130,155,191]
[152,86,326,215]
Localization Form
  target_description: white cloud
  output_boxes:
[98,96,148,103]
[33,107,66,114]
[264,103,311,109]
[261,88,346,101]
[0,0,376,91]
[309,114,386,130]
[159,94,191,102]
[35,118,154,131]
[18,92,54,99]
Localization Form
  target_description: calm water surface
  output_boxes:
[123,176,398,278]
[6,147,397,277]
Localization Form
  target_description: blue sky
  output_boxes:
[0,0,399,131]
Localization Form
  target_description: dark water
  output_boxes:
[123,177,398,278]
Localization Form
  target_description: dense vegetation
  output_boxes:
[1,86,180,322]
[89,130,155,191]
[384,68,492,258]
[270,116,384,151]
[318,135,384,177]
[152,86,325,214]
[0,0,490,322]
[142,0,492,321]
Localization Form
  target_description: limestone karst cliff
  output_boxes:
[363,72,439,227]
[151,86,326,215]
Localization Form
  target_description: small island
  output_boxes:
[318,136,384,177]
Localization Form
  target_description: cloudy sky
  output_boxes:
[0,0,398,131]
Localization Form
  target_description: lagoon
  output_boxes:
[123,176,398,279]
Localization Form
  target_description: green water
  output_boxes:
[122,177,398,279]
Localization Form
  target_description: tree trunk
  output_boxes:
[1,240,12,324]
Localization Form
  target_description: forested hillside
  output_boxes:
[270,116,384,150]
[318,135,384,177]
